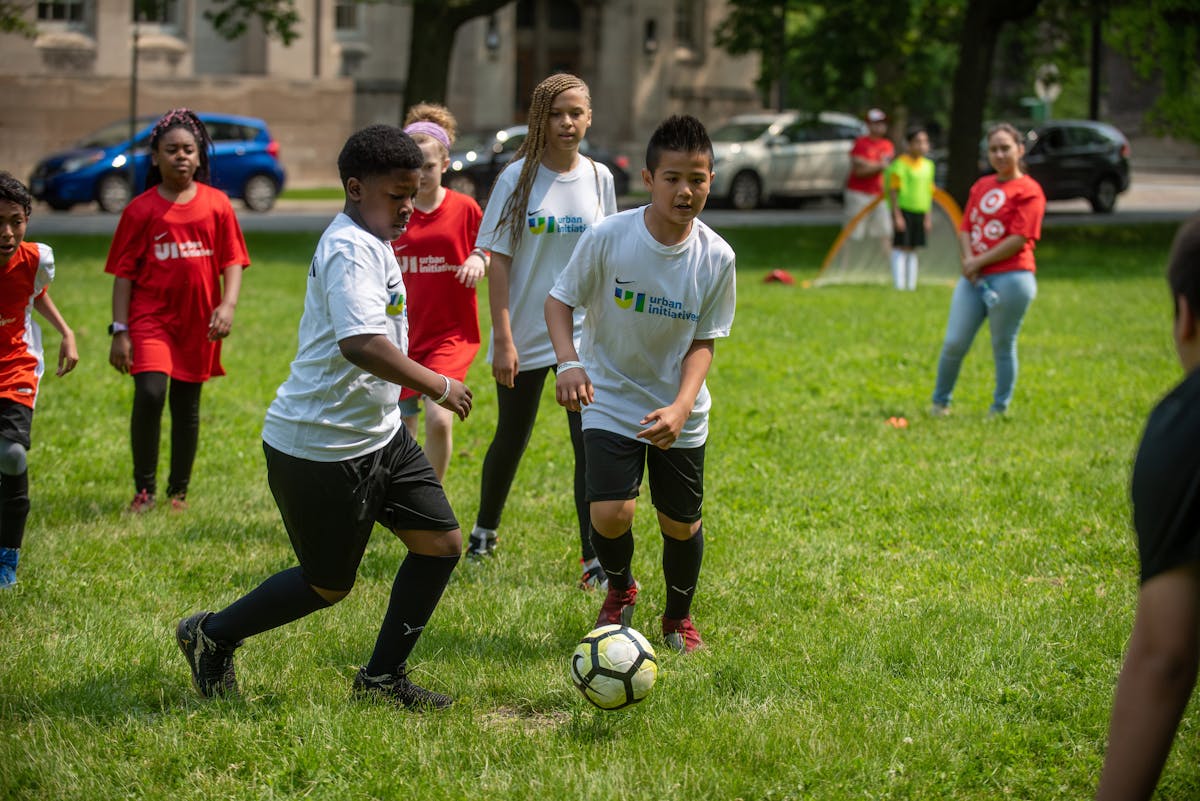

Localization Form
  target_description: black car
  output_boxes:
[1022,120,1131,213]
[443,125,631,204]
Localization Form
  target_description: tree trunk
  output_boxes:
[401,0,513,114]
[946,0,1042,206]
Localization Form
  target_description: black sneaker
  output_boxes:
[465,529,497,558]
[176,611,242,698]
[352,666,454,711]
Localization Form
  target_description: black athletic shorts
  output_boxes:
[583,429,704,524]
[892,210,927,249]
[0,399,33,450]
[263,427,458,591]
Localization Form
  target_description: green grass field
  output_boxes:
[1,221,1196,800]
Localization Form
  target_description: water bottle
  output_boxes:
[978,279,999,309]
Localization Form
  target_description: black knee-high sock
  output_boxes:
[591,526,634,590]
[662,525,704,620]
[202,566,331,644]
[0,470,30,550]
[365,552,459,676]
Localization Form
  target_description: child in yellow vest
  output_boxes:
[884,127,935,290]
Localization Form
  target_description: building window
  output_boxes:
[674,0,705,62]
[335,0,361,33]
[37,1,87,24]
[136,0,181,26]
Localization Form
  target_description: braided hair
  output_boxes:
[494,73,591,252]
[145,108,213,190]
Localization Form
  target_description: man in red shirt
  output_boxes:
[845,108,895,248]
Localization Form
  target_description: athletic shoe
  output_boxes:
[579,558,608,591]
[0,547,18,589]
[352,666,453,711]
[465,528,497,558]
[929,403,951,418]
[662,616,704,653]
[595,580,639,628]
[128,489,156,514]
[168,494,189,512]
[176,611,242,698]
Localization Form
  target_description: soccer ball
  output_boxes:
[570,624,658,710]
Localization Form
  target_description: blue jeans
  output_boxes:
[932,271,1037,413]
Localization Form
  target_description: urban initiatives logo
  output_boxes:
[612,283,699,322]
[527,209,588,235]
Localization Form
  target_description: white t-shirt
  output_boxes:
[476,156,617,370]
[549,206,737,448]
[262,213,408,461]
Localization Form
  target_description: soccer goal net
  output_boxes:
[814,188,964,287]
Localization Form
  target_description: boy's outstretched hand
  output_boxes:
[436,378,474,420]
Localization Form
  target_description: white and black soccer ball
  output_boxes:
[570,624,658,710]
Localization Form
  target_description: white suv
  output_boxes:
[709,111,866,210]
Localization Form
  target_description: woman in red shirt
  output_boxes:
[105,109,249,512]
[931,122,1045,417]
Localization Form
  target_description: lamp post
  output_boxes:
[128,9,141,200]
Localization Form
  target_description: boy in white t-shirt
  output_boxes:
[175,125,473,709]
[545,115,736,653]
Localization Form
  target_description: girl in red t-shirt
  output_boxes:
[931,122,1045,417]
[392,104,486,481]
[104,109,249,512]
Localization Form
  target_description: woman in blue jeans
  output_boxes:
[932,123,1046,416]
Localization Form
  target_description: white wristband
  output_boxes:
[557,360,585,373]
[432,375,451,404]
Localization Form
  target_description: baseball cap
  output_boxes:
[867,108,887,122]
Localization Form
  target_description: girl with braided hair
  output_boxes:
[469,74,618,590]
[105,108,250,512]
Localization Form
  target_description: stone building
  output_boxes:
[0,0,761,192]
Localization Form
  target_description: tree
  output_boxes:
[1107,0,1200,142]
[204,0,512,113]
[1,1,38,37]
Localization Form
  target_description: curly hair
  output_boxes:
[146,108,213,189]
[494,73,592,252]
[403,102,458,157]
[0,172,32,217]
[646,115,713,174]
[337,124,423,185]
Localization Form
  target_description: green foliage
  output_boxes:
[203,0,302,45]
[1107,0,1200,142]
[1,222,1197,798]
[0,1,36,37]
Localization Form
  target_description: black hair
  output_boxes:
[646,114,713,174]
[0,172,32,217]
[905,125,928,143]
[337,124,423,186]
[146,108,213,189]
[1168,214,1200,319]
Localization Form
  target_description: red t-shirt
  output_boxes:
[391,189,482,398]
[0,242,52,408]
[846,135,895,195]
[104,183,250,382]
[960,174,1046,275]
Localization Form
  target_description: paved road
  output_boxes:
[26,172,1198,237]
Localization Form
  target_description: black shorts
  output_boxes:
[583,429,704,524]
[264,428,458,591]
[0,399,33,450]
[892,210,927,249]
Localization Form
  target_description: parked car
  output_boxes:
[29,112,286,213]
[1021,120,1131,213]
[443,125,631,204]
[708,111,866,210]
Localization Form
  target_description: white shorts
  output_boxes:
[845,189,891,240]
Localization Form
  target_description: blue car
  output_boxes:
[29,112,286,213]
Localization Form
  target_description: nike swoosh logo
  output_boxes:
[154,232,168,241]
[387,280,402,290]
[615,278,635,285]
[394,244,407,252]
